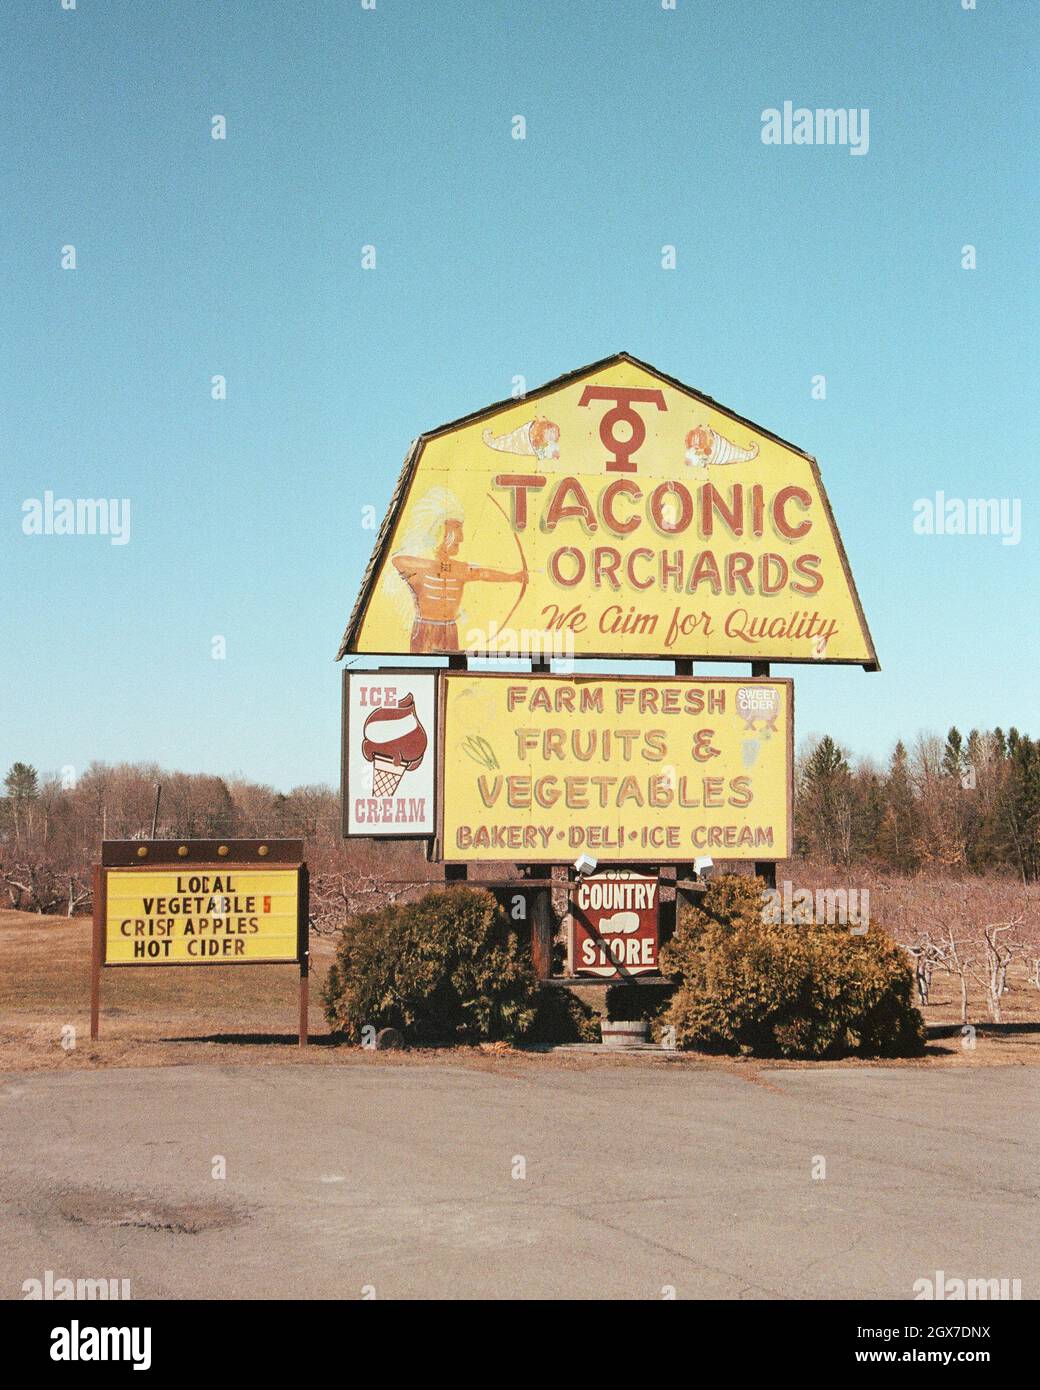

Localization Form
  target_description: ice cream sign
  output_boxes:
[571,873,659,978]
[342,672,436,836]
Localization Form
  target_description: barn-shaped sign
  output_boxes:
[336,353,878,668]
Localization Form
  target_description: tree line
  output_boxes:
[796,727,1040,882]
[0,723,1037,916]
[0,761,348,915]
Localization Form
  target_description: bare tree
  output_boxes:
[309,868,400,935]
[1,860,67,915]
[966,920,1024,1024]
[66,875,92,917]
[905,935,945,1006]
[926,929,974,1026]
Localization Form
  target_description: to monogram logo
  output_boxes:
[578,386,667,472]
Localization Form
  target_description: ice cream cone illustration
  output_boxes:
[369,756,404,797]
[482,416,560,461]
[684,425,759,469]
[362,694,428,795]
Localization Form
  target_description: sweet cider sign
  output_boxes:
[337,353,877,667]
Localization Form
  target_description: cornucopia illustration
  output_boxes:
[684,425,759,469]
[482,416,560,462]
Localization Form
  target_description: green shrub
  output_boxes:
[604,981,671,1022]
[526,986,600,1044]
[322,887,538,1045]
[659,874,926,1059]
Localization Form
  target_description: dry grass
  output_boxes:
[1,908,1038,1075]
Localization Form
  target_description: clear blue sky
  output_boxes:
[2,0,1036,790]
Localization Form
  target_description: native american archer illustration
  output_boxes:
[388,488,525,654]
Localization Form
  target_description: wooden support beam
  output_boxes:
[754,861,778,889]
[657,864,677,948]
[90,863,102,1041]
[298,863,310,1047]
[530,889,553,981]
[674,862,703,935]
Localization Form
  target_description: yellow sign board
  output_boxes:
[104,867,301,965]
[338,354,877,667]
[439,674,792,863]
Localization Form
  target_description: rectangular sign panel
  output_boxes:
[342,670,437,837]
[439,673,792,863]
[571,872,659,979]
[104,866,301,965]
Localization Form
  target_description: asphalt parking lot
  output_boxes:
[2,1062,1035,1300]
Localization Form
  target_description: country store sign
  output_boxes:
[571,872,659,979]
[337,353,877,667]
